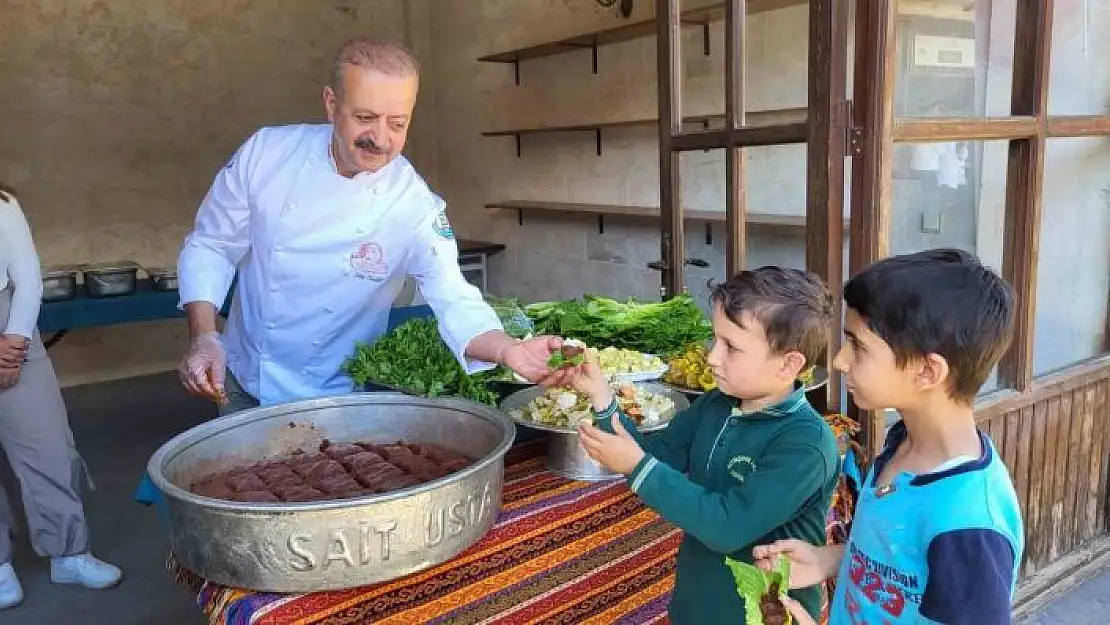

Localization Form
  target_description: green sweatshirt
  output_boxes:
[593,385,840,625]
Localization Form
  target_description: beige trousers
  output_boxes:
[0,287,90,563]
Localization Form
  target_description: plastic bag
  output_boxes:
[486,296,535,339]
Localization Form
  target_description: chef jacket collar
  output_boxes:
[311,126,395,186]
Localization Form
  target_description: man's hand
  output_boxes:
[179,332,229,404]
[577,412,645,474]
[753,540,842,589]
[0,334,29,369]
[500,335,578,387]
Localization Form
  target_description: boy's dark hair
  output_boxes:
[710,266,834,367]
[844,248,1015,403]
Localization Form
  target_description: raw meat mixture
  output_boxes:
[188,440,474,503]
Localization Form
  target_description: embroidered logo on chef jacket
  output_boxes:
[349,241,389,282]
[433,209,454,239]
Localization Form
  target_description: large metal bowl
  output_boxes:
[147,393,515,593]
[501,383,689,481]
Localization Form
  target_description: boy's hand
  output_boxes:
[568,350,614,410]
[780,596,818,625]
[577,413,645,474]
[753,540,838,588]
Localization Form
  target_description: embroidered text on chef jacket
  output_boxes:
[178,123,503,406]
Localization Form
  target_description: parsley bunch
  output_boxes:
[343,318,500,406]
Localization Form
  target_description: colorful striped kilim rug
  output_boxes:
[169,440,682,625]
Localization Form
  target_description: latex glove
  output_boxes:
[501,335,578,388]
[179,332,228,404]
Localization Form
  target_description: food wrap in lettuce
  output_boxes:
[724,555,793,625]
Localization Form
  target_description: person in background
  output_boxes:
[754,249,1023,625]
[0,185,123,608]
[568,267,840,624]
[177,37,567,413]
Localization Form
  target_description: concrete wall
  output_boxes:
[429,0,1108,381]
[1,0,1105,387]
[0,0,431,386]
[427,0,818,314]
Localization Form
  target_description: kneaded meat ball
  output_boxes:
[273,484,327,502]
[320,441,365,459]
[188,439,477,502]
[226,473,267,493]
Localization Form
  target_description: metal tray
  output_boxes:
[147,267,179,291]
[500,383,689,482]
[499,382,690,435]
[83,261,140,298]
[41,264,82,302]
[147,393,515,592]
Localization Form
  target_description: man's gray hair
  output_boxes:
[331,38,420,95]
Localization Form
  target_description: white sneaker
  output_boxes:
[50,553,122,590]
[0,563,23,609]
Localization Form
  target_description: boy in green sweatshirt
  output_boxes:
[570,266,841,624]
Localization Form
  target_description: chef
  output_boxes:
[177,37,567,412]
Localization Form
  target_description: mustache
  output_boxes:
[354,136,387,152]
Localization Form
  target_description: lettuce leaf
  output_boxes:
[524,294,712,355]
[724,556,793,625]
[547,349,585,369]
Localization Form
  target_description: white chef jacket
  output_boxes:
[178,123,503,406]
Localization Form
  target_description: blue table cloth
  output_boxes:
[38,279,234,334]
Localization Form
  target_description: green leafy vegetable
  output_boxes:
[485,296,535,339]
[547,346,585,369]
[343,318,500,406]
[524,294,712,355]
[724,555,793,625]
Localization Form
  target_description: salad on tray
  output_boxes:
[517,340,669,383]
[594,346,668,381]
[508,383,677,430]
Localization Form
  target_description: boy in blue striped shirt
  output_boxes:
[756,249,1024,625]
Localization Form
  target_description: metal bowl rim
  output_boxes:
[147,392,516,513]
[500,382,690,434]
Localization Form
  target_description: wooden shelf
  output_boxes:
[486,201,846,240]
[477,0,808,73]
[482,107,807,137]
[484,108,807,156]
